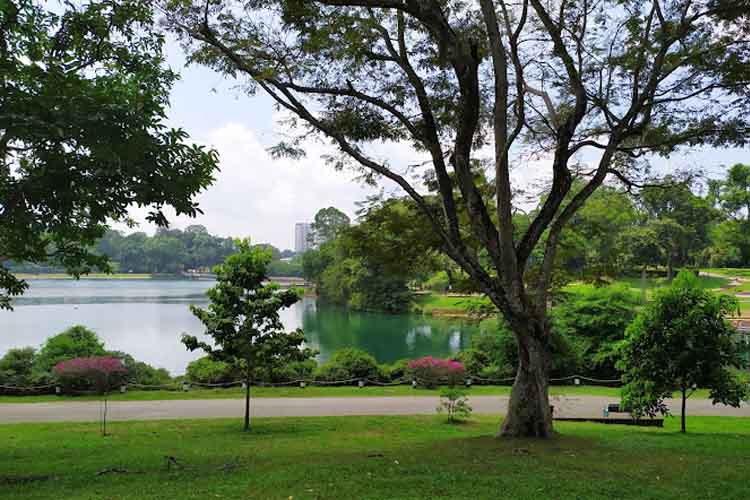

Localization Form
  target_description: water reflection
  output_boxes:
[299,297,474,363]
[0,280,477,374]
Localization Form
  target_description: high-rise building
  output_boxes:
[294,222,312,253]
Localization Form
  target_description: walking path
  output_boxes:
[1,395,748,424]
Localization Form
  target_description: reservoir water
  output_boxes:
[0,279,477,375]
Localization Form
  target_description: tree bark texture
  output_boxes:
[500,330,553,437]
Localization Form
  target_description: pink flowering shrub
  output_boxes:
[53,356,128,394]
[408,356,466,388]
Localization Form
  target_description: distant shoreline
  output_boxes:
[13,273,306,285]
[14,273,159,280]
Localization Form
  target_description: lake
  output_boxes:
[0,280,478,375]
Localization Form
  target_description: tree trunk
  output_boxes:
[500,331,553,438]
[640,266,647,304]
[243,373,251,432]
[680,387,687,433]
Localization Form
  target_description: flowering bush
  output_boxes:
[408,356,465,388]
[53,356,128,394]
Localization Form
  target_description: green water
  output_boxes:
[0,279,478,374]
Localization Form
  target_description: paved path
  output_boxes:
[1,396,748,424]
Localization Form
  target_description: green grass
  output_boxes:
[0,384,712,404]
[1,415,748,499]
[413,293,491,314]
[702,267,750,279]
[611,275,729,291]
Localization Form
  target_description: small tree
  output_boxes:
[182,240,315,431]
[53,356,128,436]
[618,272,749,433]
[437,388,473,424]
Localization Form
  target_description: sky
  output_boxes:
[118,39,388,250]
[120,37,749,250]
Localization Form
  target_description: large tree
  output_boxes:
[166,0,750,437]
[0,0,219,309]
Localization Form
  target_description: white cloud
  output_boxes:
[118,122,382,249]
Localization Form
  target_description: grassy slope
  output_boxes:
[0,385,713,403]
[415,273,735,314]
[1,415,748,499]
[702,267,750,278]
[413,293,491,314]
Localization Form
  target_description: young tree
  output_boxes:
[0,0,219,308]
[182,240,315,431]
[166,1,750,437]
[618,272,748,433]
[53,356,128,436]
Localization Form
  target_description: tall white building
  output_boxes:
[294,222,312,253]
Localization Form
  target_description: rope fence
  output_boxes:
[0,374,627,396]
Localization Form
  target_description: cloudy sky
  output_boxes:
[123,37,748,250]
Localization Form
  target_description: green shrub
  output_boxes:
[478,364,514,380]
[552,285,640,378]
[424,271,450,292]
[474,315,578,378]
[380,359,410,381]
[35,325,105,374]
[265,359,317,383]
[185,356,240,384]
[315,348,380,381]
[0,347,36,386]
[107,351,171,386]
[454,349,492,376]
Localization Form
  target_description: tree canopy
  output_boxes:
[165,0,750,438]
[0,0,219,309]
[618,271,748,432]
[310,206,351,246]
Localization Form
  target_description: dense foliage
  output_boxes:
[619,272,749,432]
[0,0,218,309]
[166,0,750,437]
[552,286,641,379]
[0,325,170,389]
[97,226,235,274]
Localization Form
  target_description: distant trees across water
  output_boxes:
[6,225,304,277]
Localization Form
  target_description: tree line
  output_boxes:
[302,165,750,314]
[5,225,306,277]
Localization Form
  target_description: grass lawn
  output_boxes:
[0,385,714,404]
[702,268,750,279]
[607,275,729,292]
[413,293,491,314]
[1,415,748,499]
[0,384,662,403]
